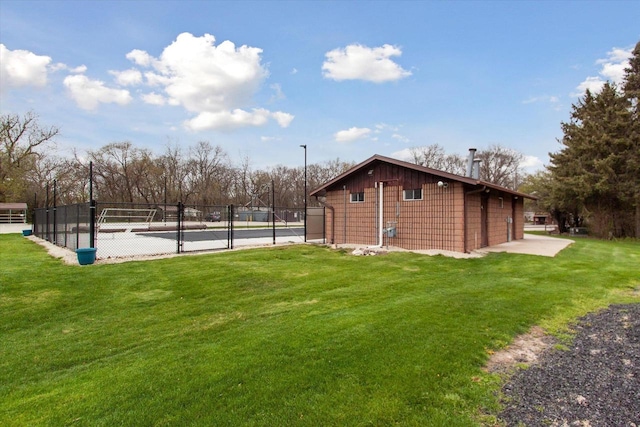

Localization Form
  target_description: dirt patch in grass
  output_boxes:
[484,326,556,374]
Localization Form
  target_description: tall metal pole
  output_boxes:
[163,175,167,224]
[53,179,57,245]
[89,161,93,202]
[46,182,50,242]
[300,145,307,242]
[271,179,276,245]
[89,161,95,248]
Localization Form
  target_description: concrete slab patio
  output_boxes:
[477,233,574,257]
[340,233,574,259]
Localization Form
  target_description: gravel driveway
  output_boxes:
[499,303,640,426]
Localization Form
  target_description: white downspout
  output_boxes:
[369,181,385,248]
[378,181,384,246]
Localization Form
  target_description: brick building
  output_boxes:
[309,154,534,253]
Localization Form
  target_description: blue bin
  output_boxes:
[76,248,97,265]
[22,229,32,236]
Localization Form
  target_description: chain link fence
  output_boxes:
[33,202,91,251]
[33,202,313,260]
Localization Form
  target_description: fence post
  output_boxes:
[45,182,50,242]
[53,179,57,245]
[89,200,96,248]
[63,204,68,248]
[272,180,276,245]
[229,204,234,250]
[177,202,183,254]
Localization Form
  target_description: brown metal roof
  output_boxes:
[309,154,536,199]
[0,203,28,210]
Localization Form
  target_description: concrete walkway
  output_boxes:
[477,233,574,257]
[0,224,30,234]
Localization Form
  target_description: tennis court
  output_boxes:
[94,223,306,259]
[33,201,313,260]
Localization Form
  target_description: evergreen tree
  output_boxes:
[548,41,640,238]
[622,42,640,237]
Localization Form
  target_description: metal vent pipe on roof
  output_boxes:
[473,159,481,180]
[466,148,477,178]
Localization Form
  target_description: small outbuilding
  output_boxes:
[0,203,28,224]
[309,153,535,253]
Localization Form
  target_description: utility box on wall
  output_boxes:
[385,221,397,238]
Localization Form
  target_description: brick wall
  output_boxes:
[324,182,465,252]
[322,179,527,252]
[389,182,465,252]
[325,187,377,246]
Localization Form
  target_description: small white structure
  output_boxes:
[0,203,27,224]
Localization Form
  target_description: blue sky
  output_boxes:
[1,1,639,172]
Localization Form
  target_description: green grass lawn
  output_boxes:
[1,235,638,426]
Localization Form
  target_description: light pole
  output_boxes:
[163,175,167,224]
[300,144,307,242]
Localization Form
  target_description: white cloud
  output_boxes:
[269,83,285,102]
[126,49,154,67]
[49,62,68,72]
[63,74,132,110]
[144,71,170,87]
[521,155,544,171]
[69,65,88,74]
[572,46,633,97]
[322,43,412,83]
[522,95,561,111]
[572,76,607,97]
[0,44,51,88]
[390,148,413,162]
[141,92,167,106]
[334,127,372,143]
[392,133,410,143]
[48,63,87,74]
[261,136,280,142]
[523,95,553,104]
[271,111,294,128]
[374,122,401,133]
[597,51,631,84]
[110,68,143,86]
[124,32,291,130]
[185,108,270,131]
[185,109,293,131]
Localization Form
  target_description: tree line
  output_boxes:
[1,116,354,210]
[2,110,530,213]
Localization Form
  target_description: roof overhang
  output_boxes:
[0,203,28,210]
[309,154,537,200]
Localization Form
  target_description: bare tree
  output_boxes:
[408,144,466,175]
[158,142,191,205]
[0,111,59,202]
[87,142,159,203]
[186,141,230,205]
[477,144,525,189]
